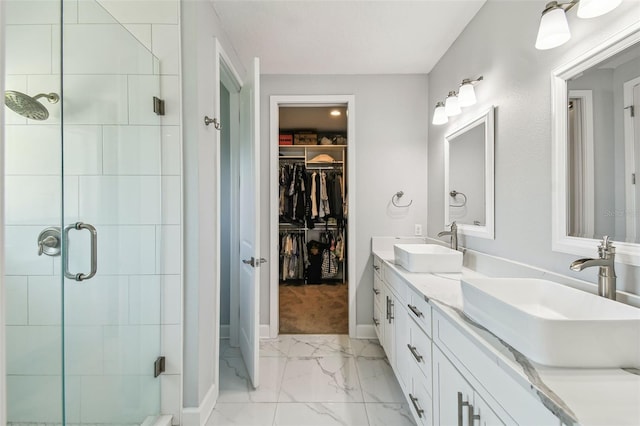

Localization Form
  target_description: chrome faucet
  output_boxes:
[438,221,458,251]
[569,236,617,300]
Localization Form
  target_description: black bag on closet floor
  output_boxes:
[306,240,327,284]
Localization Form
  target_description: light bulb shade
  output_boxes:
[535,6,571,50]
[444,92,461,116]
[577,0,622,18]
[432,103,448,125]
[458,83,477,107]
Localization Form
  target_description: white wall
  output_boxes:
[260,74,429,328]
[180,0,245,413]
[427,0,640,295]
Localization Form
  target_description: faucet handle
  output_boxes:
[598,236,615,258]
[450,221,457,231]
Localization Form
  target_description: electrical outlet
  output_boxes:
[414,224,422,236]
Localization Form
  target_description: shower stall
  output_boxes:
[4,0,179,423]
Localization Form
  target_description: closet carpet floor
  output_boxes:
[279,283,348,334]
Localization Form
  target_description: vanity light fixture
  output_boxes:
[432,101,448,125]
[444,91,462,117]
[535,0,622,50]
[432,76,485,125]
[458,76,484,107]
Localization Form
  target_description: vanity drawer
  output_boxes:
[373,255,382,279]
[407,286,432,337]
[373,298,383,341]
[409,363,433,426]
[408,317,433,387]
[383,265,408,302]
[373,274,384,306]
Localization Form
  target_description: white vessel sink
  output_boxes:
[393,244,463,273]
[461,278,640,368]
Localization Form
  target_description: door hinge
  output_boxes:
[153,96,165,116]
[154,356,166,378]
[625,105,635,117]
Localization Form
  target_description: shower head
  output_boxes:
[4,90,60,120]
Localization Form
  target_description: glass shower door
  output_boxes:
[61,1,163,423]
[4,0,164,423]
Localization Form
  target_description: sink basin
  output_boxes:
[393,244,463,273]
[461,278,640,368]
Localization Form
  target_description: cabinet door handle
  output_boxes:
[388,298,394,323]
[468,404,481,425]
[407,344,423,362]
[408,393,424,418]
[386,296,390,320]
[458,392,471,426]
[373,288,380,295]
[407,304,423,318]
[373,317,380,326]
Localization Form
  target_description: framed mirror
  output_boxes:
[444,106,495,239]
[552,23,640,266]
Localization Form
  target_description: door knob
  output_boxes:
[242,257,256,267]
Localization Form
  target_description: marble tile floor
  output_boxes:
[208,335,416,426]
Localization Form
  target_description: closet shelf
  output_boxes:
[280,145,347,149]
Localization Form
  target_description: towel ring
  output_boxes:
[392,191,413,208]
[449,190,467,207]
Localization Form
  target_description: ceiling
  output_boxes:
[211,0,487,75]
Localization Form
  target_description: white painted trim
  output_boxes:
[142,415,173,426]
[182,383,218,426]
[260,324,271,339]
[568,90,595,238]
[551,22,640,266]
[443,106,495,240]
[623,76,640,243]
[217,41,243,349]
[0,1,6,423]
[269,95,357,338]
[356,325,377,339]
[213,36,243,410]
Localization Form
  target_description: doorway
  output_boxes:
[269,96,356,338]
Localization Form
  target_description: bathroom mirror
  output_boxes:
[552,23,640,265]
[444,106,495,239]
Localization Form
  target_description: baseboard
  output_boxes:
[142,415,173,426]
[220,324,230,339]
[181,383,217,426]
[355,324,376,339]
[260,324,271,339]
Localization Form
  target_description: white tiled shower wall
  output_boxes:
[4,0,181,424]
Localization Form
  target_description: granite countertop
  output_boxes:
[372,250,640,426]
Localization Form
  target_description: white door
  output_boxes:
[239,57,261,388]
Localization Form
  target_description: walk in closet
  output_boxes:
[276,105,349,334]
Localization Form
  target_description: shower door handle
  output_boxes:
[64,222,98,282]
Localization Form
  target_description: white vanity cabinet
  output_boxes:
[432,310,561,426]
[434,346,508,426]
[371,252,562,426]
[372,255,434,424]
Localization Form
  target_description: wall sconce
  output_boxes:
[535,0,622,50]
[432,76,484,125]
[444,91,461,117]
[432,101,448,125]
[458,76,484,107]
